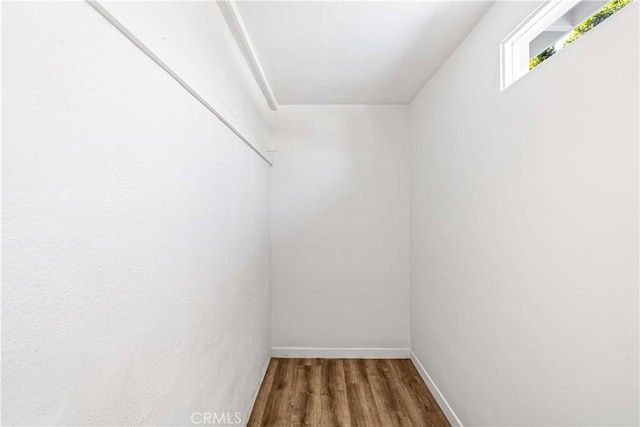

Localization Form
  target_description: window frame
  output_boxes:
[500,0,582,91]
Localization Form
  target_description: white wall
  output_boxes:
[269,105,410,352]
[97,1,270,152]
[410,2,639,426]
[2,2,270,425]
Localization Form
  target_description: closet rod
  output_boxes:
[86,0,273,166]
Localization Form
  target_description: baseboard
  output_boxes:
[244,355,270,422]
[271,347,411,359]
[410,351,463,427]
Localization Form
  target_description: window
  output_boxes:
[500,0,633,90]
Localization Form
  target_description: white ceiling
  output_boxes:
[235,1,494,105]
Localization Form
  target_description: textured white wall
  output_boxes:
[98,1,271,152]
[410,2,639,426]
[270,105,410,350]
[2,2,270,425]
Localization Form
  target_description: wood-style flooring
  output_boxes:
[248,358,450,427]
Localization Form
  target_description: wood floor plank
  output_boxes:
[290,359,309,427]
[304,360,322,425]
[397,360,450,426]
[363,359,402,427]
[387,359,450,427]
[259,358,297,426]
[385,358,429,426]
[377,359,418,427]
[247,359,279,427]
[344,359,382,427]
[354,360,384,426]
[326,359,351,427]
[248,358,449,427]
[319,359,335,427]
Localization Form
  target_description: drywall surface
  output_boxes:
[236,1,493,104]
[410,2,639,426]
[2,2,270,425]
[99,1,271,152]
[270,105,410,350]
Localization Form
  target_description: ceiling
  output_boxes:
[235,1,494,105]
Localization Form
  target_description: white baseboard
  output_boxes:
[243,355,270,422]
[271,347,411,359]
[410,351,463,427]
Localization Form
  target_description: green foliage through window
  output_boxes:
[529,0,632,70]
